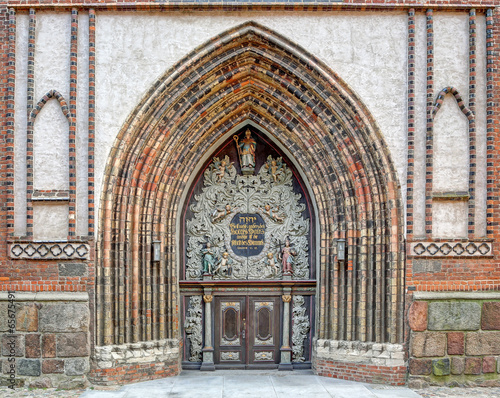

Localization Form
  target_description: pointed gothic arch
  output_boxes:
[96,21,404,363]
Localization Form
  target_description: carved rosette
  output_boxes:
[291,295,310,363]
[186,154,310,280]
[184,296,203,362]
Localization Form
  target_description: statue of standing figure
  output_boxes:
[201,242,216,275]
[280,238,297,275]
[234,129,256,174]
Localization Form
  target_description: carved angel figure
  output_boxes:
[212,204,232,223]
[265,156,284,182]
[265,252,279,276]
[260,204,284,223]
[209,155,234,183]
[214,252,233,277]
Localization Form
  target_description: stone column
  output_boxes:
[200,290,215,371]
[279,287,293,370]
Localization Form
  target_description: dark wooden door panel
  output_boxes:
[214,297,246,366]
[248,296,280,365]
[215,295,280,367]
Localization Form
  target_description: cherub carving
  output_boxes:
[214,252,233,277]
[265,252,279,276]
[212,204,232,223]
[265,156,284,182]
[211,155,233,183]
[260,204,284,223]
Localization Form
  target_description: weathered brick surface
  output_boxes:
[56,332,89,357]
[24,334,40,358]
[428,302,481,331]
[411,332,446,358]
[42,359,64,374]
[409,358,432,375]
[16,304,38,332]
[432,358,450,376]
[482,302,500,330]
[42,334,56,358]
[17,359,41,377]
[1,334,24,357]
[65,358,88,376]
[409,301,428,332]
[465,357,482,375]
[483,356,496,373]
[451,357,465,375]
[466,332,500,356]
[39,303,89,333]
[447,332,465,355]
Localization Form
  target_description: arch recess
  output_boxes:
[97,21,405,349]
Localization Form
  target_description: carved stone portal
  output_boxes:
[186,148,310,281]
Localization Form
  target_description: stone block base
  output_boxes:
[408,292,500,387]
[0,292,90,390]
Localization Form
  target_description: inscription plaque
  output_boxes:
[230,213,266,257]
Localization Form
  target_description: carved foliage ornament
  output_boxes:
[186,153,310,280]
[184,296,203,362]
[292,295,310,363]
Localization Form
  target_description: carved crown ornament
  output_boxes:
[185,131,310,282]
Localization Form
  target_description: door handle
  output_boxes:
[242,318,246,339]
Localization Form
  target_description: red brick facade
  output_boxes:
[0,0,499,389]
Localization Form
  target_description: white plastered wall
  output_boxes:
[13,10,488,240]
[93,11,408,231]
[412,12,487,238]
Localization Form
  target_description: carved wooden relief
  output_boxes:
[184,129,311,281]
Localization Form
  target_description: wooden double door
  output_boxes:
[214,295,281,368]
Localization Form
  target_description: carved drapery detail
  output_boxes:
[186,155,309,280]
[184,296,203,362]
[292,295,310,363]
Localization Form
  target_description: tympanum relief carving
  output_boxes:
[185,131,310,281]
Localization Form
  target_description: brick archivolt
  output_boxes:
[97,22,405,347]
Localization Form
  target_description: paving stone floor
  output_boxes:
[0,371,499,397]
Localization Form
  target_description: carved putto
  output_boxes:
[185,141,310,281]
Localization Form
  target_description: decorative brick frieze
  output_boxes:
[9,241,90,259]
[409,241,492,257]
[468,9,477,238]
[88,8,95,237]
[407,8,415,237]
[425,8,434,237]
